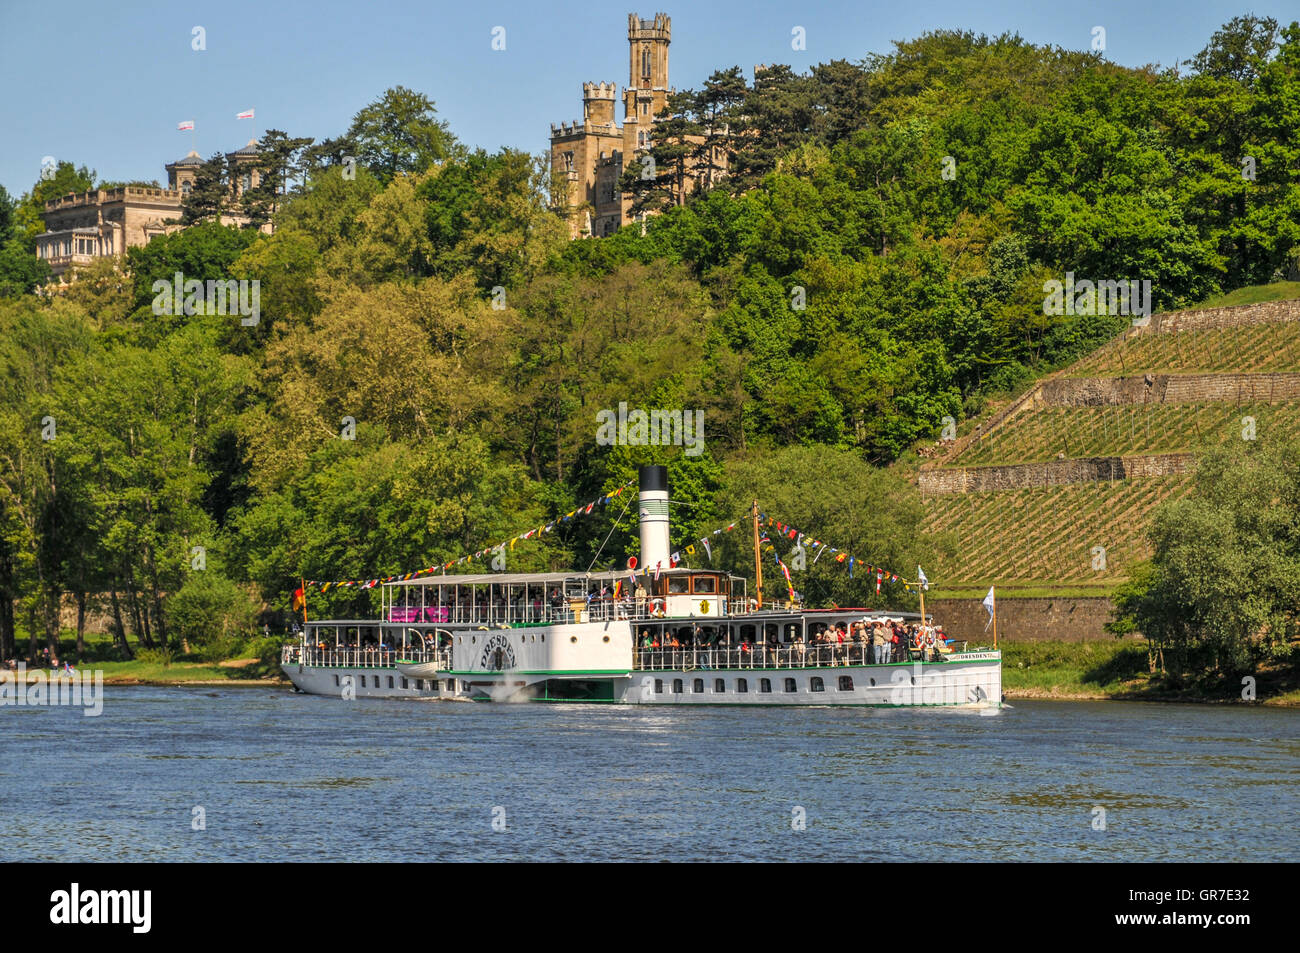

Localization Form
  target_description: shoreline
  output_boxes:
[66,675,1295,705]
[1003,686,1299,707]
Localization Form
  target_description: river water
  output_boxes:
[2,687,1296,861]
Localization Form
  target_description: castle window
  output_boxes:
[241,173,251,192]
[181,181,191,195]
[563,151,574,171]
[642,47,651,78]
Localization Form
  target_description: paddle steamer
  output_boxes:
[281,467,1001,707]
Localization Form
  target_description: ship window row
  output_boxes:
[658,675,854,694]
[329,674,441,692]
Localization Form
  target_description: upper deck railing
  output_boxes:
[381,596,802,628]
[631,642,970,671]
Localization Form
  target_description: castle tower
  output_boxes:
[583,81,617,127]
[165,150,203,195]
[624,13,671,125]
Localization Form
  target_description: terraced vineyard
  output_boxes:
[955,402,1300,466]
[1068,320,1300,376]
[921,475,1194,587]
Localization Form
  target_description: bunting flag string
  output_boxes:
[302,481,635,593]
[303,502,916,596]
[758,513,914,590]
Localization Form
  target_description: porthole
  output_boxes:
[570,636,578,643]
[602,635,610,643]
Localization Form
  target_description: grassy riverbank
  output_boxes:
[91,657,287,686]
[1000,639,1300,706]
[10,630,288,686]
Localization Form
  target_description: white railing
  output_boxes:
[386,597,671,627]
[632,642,961,671]
[282,645,452,670]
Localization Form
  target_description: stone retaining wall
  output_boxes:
[918,453,1193,494]
[1037,372,1300,406]
[930,596,1119,642]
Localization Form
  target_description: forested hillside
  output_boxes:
[2,17,1299,662]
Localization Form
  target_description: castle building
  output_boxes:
[36,140,268,277]
[549,13,674,239]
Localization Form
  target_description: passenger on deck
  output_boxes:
[877,621,893,665]
[934,625,952,655]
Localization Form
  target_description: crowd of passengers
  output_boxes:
[638,618,954,664]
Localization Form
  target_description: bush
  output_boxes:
[165,573,258,647]
[246,636,285,666]
[193,634,247,663]
[135,647,175,666]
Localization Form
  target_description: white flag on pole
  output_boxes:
[982,585,996,631]
[177,120,195,131]
[236,108,255,120]
[917,565,929,591]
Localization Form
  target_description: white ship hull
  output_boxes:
[280,651,1001,708]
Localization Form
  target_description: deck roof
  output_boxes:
[382,567,730,588]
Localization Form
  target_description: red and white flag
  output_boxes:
[177,120,195,131]
[236,108,255,120]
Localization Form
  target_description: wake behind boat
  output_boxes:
[281,466,1001,707]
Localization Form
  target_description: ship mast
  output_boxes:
[751,499,764,610]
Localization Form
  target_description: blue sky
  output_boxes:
[0,0,1292,198]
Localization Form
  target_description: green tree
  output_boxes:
[176,153,230,226]
[242,129,315,228]
[1115,443,1300,681]
[345,86,459,181]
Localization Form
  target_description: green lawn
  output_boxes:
[1188,280,1300,310]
